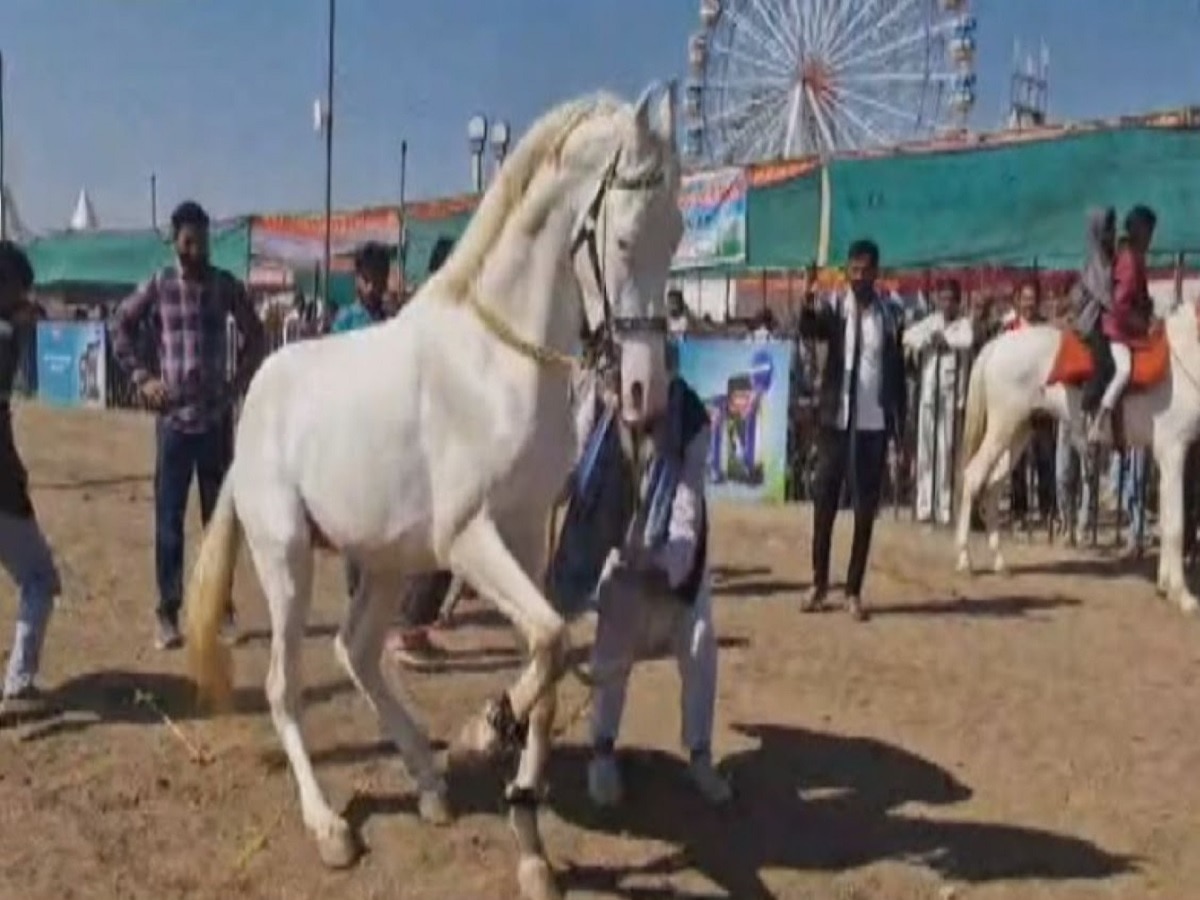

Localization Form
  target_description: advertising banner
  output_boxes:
[36,321,107,409]
[672,167,748,271]
[251,207,400,263]
[675,337,793,503]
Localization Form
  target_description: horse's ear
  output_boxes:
[633,81,660,139]
[657,80,677,147]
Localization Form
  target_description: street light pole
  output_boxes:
[398,139,408,273]
[150,172,158,231]
[467,114,488,193]
[0,50,7,242]
[321,0,336,317]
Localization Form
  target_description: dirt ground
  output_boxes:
[2,404,1198,900]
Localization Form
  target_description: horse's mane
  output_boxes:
[423,92,626,303]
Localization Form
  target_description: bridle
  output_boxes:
[468,147,669,377]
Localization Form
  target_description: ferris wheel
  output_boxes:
[684,0,978,164]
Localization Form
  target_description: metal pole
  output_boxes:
[150,173,158,231]
[0,50,7,242]
[321,0,336,317]
[399,139,408,264]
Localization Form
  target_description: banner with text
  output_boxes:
[36,321,108,409]
[251,208,401,264]
[672,167,748,271]
[675,337,793,503]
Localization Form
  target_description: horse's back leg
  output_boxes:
[332,569,449,823]
[244,518,352,867]
[956,422,1021,575]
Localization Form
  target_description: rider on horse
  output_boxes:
[1090,205,1157,444]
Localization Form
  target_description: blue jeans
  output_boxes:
[1054,425,1093,530]
[0,511,61,695]
[155,416,232,622]
[1112,449,1147,540]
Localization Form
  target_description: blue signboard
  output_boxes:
[36,321,108,408]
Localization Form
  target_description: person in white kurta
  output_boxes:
[585,376,732,809]
[904,280,974,524]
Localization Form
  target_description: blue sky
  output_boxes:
[1,0,1197,230]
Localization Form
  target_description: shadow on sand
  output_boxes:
[433,723,1135,899]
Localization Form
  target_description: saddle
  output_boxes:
[1046,326,1170,391]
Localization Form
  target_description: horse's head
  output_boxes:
[569,82,683,427]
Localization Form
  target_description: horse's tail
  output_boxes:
[959,343,991,478]
[185,476,242,712]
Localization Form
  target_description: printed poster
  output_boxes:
[676,338,793,503]
[672,166,748,271]
[36,321,107,409]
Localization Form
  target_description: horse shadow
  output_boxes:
[15,669,356,742]
[522,723,1137,898]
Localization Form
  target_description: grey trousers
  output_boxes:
[0,511,61,696]
[589,566,718,757]
[343,560,451,628]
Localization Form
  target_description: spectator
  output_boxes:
[1070,208,1117,435]
[1092,205,1156,444]
[113,200,266,651]
[799,239,906,621]
[905,279,973,525]
[667,288,692,336]
[0,242,64,720]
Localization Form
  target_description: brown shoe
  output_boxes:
[387,628,447,670]
[800,586,828,613]
[846,595,870,622]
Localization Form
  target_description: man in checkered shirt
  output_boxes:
[113,201,265,651]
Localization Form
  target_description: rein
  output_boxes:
[467,147,666,383]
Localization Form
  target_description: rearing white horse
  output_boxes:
[955,302,1200,614]
[184,86,683,900]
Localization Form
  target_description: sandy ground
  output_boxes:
[1,403,1198,900]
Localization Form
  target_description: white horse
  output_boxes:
[955,302,1200,613]
[183,85,684,900]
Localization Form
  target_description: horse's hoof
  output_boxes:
[447,713,501,769]
[955,553,972,575]
[517,856,562,900]
[992,557,1008,576]
[315,817,358,869]
[418,788,453,826]
[1179,592,1200,616]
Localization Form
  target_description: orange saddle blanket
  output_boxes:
[1047,327,1170,390]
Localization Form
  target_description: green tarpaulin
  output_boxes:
[27,219,252,288]
[745,171,822,270]
[403,209,473,286]
[825,128,1200,269]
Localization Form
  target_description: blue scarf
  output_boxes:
[547,379,707,618]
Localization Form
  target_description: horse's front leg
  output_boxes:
[1156,440,1198,614]
[446,511,567,761]
[448,509,566,899]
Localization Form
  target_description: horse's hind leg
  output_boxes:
[246,527,354,867]
[956,429,1012,574]
[332,569,450,824]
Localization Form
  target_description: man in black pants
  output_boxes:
[798,240,906,621]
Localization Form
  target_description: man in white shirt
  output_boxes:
[905,279,974,525]
[797,240,906,621]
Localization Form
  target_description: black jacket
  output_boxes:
[798,292,907,440]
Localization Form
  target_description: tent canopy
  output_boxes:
[27,219,252,288]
